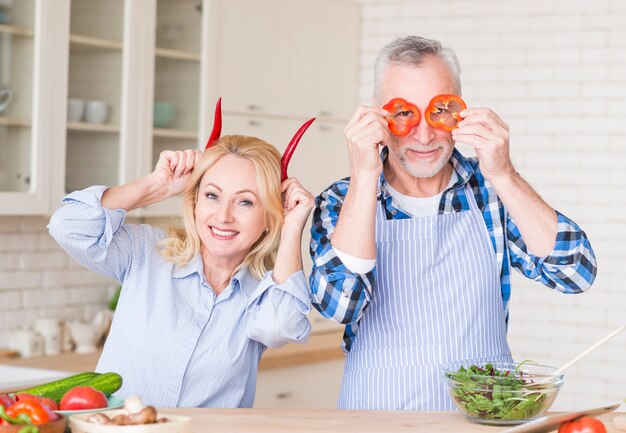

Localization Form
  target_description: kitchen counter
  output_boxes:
[147,407,626,433]
[0,330,345,392]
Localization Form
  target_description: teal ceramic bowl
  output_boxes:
[153,101,175,128]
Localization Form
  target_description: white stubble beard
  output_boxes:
[391,141,455,179]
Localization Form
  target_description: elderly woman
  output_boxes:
[48,134,314,408]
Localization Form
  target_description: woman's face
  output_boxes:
[195,154,266,266]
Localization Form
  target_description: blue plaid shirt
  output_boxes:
[309,148,597,353]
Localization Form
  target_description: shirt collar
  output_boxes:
[377,146,474,196]
[172,254,256,297]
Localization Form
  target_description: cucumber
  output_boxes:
[82,372,123,398]
[16,371,100,400]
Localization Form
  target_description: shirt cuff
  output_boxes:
[333,246,376,274]
[249,270,312,314]
[62,186,127,248]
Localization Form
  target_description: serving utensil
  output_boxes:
[551,325,624,378]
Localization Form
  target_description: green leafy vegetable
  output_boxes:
[446,362,559,421]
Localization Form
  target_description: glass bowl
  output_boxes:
[441,361,563,425]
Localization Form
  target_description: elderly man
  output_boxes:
[309,35,596,410]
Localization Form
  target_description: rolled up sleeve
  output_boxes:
[246,270,312,349]
[507,210,597,293]
[47,186,142,283]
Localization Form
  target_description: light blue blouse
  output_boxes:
[48,186,311,408]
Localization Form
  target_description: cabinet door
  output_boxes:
[255,359,345,408]
[215,0,292,115]
[0,0,62,214]
[221,115,290,150]
[290,0,360,120]
[62,0,125,195]
[152,0,202,156]
[137,0,205,218]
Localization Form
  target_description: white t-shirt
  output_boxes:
[334,170,458,274]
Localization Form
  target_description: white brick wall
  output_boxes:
[355,0,626,410]
[0,217,116,348]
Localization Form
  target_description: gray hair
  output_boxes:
[373,36,462,101]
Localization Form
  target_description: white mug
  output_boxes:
[9,329,44,358]
[67,98,85,122]
[85,100,110,124]
[0,87,12,114]
[34,318,62,356]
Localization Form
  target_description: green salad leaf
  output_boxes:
[446,362,557,421]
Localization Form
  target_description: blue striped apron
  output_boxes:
[338,182,513,410]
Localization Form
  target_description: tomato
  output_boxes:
[558,416,607,433]
[59,386,108,411]
[424,94,467,132]
[383,97,421,136]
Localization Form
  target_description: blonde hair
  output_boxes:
[158,135,284,280]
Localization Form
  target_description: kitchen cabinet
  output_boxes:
[63,0,125,193]
[215,0,360,119]
[0,0,359,216]
[289,0,360,120]
[215,0,291,116]
[60,0,208,218]
[0,0,60,214]
[255,358,344,409]
[0,0,209,216]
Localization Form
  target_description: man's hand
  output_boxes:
[152,149,203,198]
[344,105,391,180]
[452,108,515,181]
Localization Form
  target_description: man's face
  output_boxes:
[378,56,457,179]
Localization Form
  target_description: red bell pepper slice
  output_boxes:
[383,98,420,137]
[5,400,57,425]
[424,94,466,132]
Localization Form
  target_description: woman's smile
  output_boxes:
[210,226,239,240]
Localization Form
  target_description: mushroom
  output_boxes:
[112,406,158,425]
[87,413,114,425]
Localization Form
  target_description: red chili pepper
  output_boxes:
[424,94,467,132]
[204,97,222,150]
[383,98,420,137]
[281,118,315,182]
[5,400,57,425]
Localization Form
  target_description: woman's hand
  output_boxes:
[152,149,203,198]
[281,177,314,232]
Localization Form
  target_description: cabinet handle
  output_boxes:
[276,392,293,400]
[319,110,333,117]
[319,124,333,132]
[248,120,262,127]
[247,104,262,111]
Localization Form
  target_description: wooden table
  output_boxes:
[150,408,626,433]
